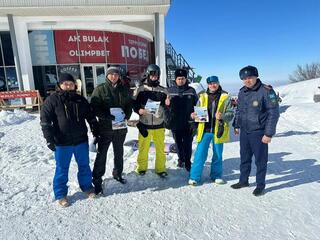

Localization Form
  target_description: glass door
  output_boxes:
[95,65,106,86]
[81,64,106,98]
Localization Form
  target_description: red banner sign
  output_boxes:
[54,30,152,65]
[54,30,79,64]
[77,30,107,63]
[0,90,39,99]
[106,31,125,64]
[123,34,150,65]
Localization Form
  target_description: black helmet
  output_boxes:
[239,65,259,80]
[146,64,160,77]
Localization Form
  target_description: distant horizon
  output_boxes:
[166,0,320,85]
[197,78,290,96]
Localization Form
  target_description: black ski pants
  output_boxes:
[172,128,193,171]
[92,130,126,190]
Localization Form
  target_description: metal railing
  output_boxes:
[165,41,196,86]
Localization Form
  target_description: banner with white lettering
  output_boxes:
[53,30,152,65]
[54,30,79,64]
[78,30,108,63]
[29,30,56,65]
[123,34,150,65]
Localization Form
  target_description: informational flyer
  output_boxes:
[110,107,127,130]
[194,106,209,122]
[145,99,161,117]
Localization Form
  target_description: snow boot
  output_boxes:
[157,172,168,178]
[253,187,265,196]
[113,176,127,184]
[94,184,103,195]
[86,189,97,199]
[137,170,146,176]
[230,182,249,189]
[58,197,69,207]
[188,179,197,186]
[214,179,226,185]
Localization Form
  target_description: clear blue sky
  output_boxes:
[165,0,320,90]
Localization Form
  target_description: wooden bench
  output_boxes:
[0,90,43,113]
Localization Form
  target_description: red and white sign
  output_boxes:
[106,31,125,64]
[123,34,150,65]
[54,30,79,64]
[0,90,39,99]
[54,30,152,65]
[77,30,108,63]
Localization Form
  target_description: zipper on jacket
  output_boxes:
[64,104,69,119]
[76,104,80,122]
[211,100,215,132]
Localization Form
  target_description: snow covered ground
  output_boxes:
[0,79,320,240]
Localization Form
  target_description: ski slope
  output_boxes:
[0,79,320,240]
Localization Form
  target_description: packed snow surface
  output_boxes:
[0,79,319,239]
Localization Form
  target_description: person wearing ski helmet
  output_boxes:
[231,65,280,196]
[132,64,168,178]
[188,75,234,186]
[40,73,99,206]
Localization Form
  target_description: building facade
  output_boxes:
[0,0,170,98]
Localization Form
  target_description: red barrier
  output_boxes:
[0,90,43,113]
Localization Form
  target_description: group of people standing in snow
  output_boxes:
[40,64,279,207]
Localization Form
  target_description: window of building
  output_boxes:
[0,68,6,91]
[1,32,15,66]
[6,67,18,91]
[0,32,17,93]
[0,44,3,66]
[33,65,58,97]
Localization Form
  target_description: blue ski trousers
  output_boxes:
[190,133,224,182]
[53,142,93,200]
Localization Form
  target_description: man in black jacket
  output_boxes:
[165,68,198,171]
[40,73,99,207]
[231,65,280,196]
[90,66,132,194]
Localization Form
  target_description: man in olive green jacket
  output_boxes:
[90,66,132,194]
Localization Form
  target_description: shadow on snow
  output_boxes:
[69,151,320,202]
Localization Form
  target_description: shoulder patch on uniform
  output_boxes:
[269,91,276,98]
[268,90,278,103]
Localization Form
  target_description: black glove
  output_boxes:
[137,122,148,138]
[189,121,198,137]
[107,114,116,121]
[91,122,100,139]
[217,120,224,138]
[46,142,56,152]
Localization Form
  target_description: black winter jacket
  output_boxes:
[232,79,279,137]
[40,90,98,146]
[166,83,198,130]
